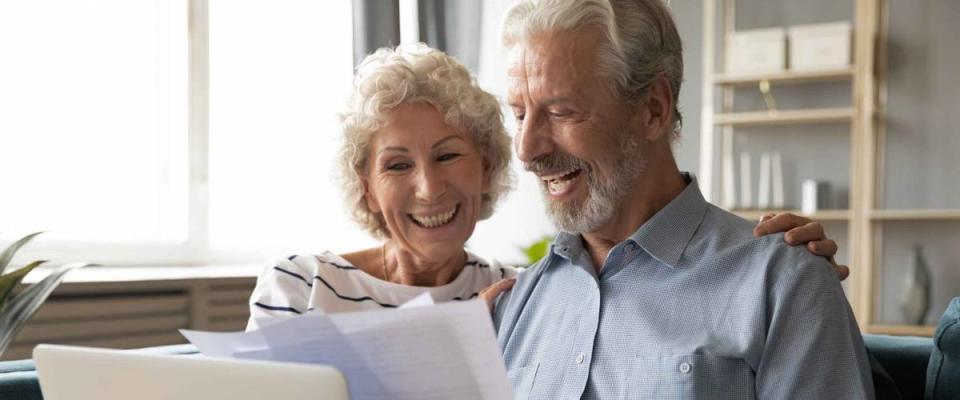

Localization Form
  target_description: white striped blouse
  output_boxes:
[246,250,518,331]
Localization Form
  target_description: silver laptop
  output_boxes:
[34,344,350,400]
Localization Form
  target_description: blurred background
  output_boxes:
[0,0,956,358]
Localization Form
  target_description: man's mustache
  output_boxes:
[523,151,590,174]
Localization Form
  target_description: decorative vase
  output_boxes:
[899,244,931,325]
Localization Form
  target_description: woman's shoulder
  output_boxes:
[464,251,520,281]
[260,251,360,278]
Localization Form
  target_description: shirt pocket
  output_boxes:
[507,363,539,400]
[631,354,755,400]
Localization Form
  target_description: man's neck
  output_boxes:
[581,151,687,272]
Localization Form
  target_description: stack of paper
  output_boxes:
[181,297,512,400]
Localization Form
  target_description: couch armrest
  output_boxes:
[864,334,932,400]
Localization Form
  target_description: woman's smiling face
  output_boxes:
[364,102,490,261]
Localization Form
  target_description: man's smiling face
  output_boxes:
[507,27,646,233]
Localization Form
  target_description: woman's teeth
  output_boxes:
[411,207,457,228]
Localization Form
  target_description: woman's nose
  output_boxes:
[414,165,446,202]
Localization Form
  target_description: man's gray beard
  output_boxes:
[540,132,645,234]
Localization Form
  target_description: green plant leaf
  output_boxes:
[521,236,553,266]
[0,262,92,356]
[0,231,44,276]
[0,260,47,310]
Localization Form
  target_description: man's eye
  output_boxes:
[386,163,411,171]
[549,110,572,118]
[514,113,525,122]
[437,153,461,162]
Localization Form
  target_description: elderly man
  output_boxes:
[492,0,874,398]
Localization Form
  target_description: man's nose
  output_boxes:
[414,165,446,202]
[515,112,554,164]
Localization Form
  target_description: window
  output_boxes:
[207,0,374,260]
[1,0,367,265]
[2,0,556,266]
[0,0,189,255]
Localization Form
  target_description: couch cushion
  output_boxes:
[927,297,960,400]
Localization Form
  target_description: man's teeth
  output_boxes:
[540,168,579,182]
[412,208,456,228]
[548,178,574,194]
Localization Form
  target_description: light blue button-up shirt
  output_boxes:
[493,174,874,399]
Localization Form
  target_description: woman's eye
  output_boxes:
[437,153,461,162]
[514,113,525,122]
[386,163,411,171]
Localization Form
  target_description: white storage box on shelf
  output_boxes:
[788,22,852,71]
[725,27,786,74]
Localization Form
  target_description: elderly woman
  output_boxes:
[246,44,844,329]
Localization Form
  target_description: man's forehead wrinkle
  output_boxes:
[506,46,535,105]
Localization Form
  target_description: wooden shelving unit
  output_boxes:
[714,68,856,86]
[733,209,852,221]
[870,209,960,221]
[868,324,937,337]
[704,0,959,337]
[715,108,855,126]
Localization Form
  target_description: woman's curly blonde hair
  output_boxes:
[338,43,513,239]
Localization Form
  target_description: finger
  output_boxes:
[784,222,826,245]
[806,239,839,257]
[758,213,777,225]
[754,213,811,237]
[835,264,850,281]
[479,278,516,310]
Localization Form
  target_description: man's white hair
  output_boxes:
[501,0,684,138]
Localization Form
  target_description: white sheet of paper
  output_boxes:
[181,299,512,400]
[398,292,435,308]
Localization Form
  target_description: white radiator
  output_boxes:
[3,276,256,360]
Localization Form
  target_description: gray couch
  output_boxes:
[2,298,957,399]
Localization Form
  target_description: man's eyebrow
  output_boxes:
[508,96,570,109]
[541,96,571,106]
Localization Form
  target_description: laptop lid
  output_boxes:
[34,344,350,400]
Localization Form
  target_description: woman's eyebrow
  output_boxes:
[378,146,408,155]
[432,134,466,149]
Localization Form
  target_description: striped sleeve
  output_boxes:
[245,256,312,331]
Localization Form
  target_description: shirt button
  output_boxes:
[679,362,692,374]
[576,352,585,364]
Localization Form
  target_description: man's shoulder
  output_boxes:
[696,205,833,279]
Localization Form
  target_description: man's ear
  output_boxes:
[635,75,675,141]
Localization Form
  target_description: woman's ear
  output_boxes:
[481,158,493,194]
[363,178,381,213]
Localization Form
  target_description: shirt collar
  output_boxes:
[549,172,708,269]
[628,173,708,268]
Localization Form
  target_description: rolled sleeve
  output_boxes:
[245,258,311,331]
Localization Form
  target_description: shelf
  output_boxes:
[714,108,854,126]
[714,67,855,86]
[870,209,960,220]
[732,209,851,221]
[867,324,937,337]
